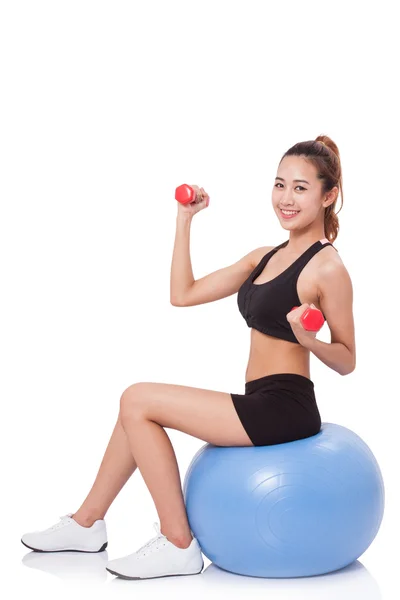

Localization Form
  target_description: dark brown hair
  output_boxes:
[279,135,343,243]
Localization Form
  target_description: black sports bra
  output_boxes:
[237,238,336,344]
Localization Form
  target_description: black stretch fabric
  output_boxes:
[237,238,335,344]
[230,373,321,446]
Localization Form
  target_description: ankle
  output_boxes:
[172,538,193,549]
[161,529,193,549]
[71,511,103,528]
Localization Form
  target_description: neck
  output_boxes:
[285,232,326,254]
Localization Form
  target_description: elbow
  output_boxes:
[170,297,186,307]
[340,368,353,376]
[340,361,356,376]
[339,346,356,376]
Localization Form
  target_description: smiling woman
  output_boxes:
[21,135,355,582]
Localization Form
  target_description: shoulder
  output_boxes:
[251,246,275,268]
[319,244,347,274]
[317,248,352,299]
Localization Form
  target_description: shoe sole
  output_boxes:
[21,539,108,553]
[105,563,204,580]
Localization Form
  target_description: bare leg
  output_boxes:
[120,413,193,549]
[72,415,137,527]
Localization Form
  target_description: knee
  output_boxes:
[120,382,149,421]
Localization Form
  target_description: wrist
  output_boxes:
[176,212,193,224]
[303,336,318,351]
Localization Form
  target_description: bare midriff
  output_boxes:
[245,331,312,381]
[244,242,340,383]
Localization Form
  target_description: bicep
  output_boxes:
[318,263,356,363]
[180,246,268,307]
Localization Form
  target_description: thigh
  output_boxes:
[121,382,255,447]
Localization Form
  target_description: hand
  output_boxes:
[286,303,318,348]
[177,185,210,217]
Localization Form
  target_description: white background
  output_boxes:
[1,0,399,598]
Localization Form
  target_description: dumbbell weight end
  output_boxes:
[290,306,325,332]
[175,184,208,205]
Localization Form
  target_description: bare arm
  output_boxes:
[170,213,269,306]
[305,261,356,375]
[170,212,196,305]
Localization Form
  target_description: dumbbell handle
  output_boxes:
[175,184,209,206]
[290,306,325,332]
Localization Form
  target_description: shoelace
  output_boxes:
[45,514,73,532]
[135,522,166,557]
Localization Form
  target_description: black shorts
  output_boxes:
[230,373,321,447]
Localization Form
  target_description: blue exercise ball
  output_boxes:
[183,422,385,578]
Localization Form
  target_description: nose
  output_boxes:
[279,194,294,205]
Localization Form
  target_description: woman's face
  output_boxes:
[272,155,327,230]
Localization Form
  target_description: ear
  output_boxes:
[323,186,339,208]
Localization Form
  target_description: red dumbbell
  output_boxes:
[290,306,325,332]
[175,184,209,207]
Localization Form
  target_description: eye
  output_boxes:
[274,183,306,191]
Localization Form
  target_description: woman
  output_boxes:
[21,136,356,580]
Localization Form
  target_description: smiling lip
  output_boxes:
[280,208,299,219]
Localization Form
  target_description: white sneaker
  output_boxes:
[106,522,204,580]
[21,513,108,553]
